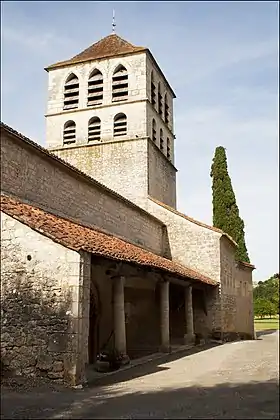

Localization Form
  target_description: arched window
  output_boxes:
[63,73,79,110]
[167,137,171,160]
[164,94,169,124]
[152,119,157,142]
[151,72,156,107]
[88,69,103,107]
[63,121,76,144]
[112,65,128,102]
[114,113,127,137]
[160,129,164,150]
[88,117,101,141]
[158,83,163,117]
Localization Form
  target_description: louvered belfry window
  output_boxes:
[164,94,169,124]
[167,137,171,159]
[114,113,127,137]
[160,129,164,150]
[112,65,128,102]
[158,83,163,117]
[63,74,79,110]
[63,121,76,144]
[152,119,157,142]
[88,69,103,107]
[151,72,156,107]
[88,117,101,141]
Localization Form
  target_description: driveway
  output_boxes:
[1,330,279,419]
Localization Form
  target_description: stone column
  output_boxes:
[184,285,195,344]
[113,276,129,363]
[160,280,170,353]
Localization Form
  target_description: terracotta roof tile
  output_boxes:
[238,261,256,270]
[1,194,217,286]
[46,34,146,70]
[148,196,238,247]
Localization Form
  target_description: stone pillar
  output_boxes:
[160,280,170,353]
[184,285,195,344]
[113,276,129,364]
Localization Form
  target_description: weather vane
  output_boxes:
[112,10,116,33]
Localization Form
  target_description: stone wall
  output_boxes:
[53,138,149,205]
[145,198,222,281]
[147,140,177,208]
[0,212,90,385]
[219,237,254,339]
[1,128,164,256]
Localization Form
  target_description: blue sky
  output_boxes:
[1,1,279,281]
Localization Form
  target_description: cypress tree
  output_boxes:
[210,146,250,263]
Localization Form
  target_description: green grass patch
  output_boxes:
[254,316,279,331]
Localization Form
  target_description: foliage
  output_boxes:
[253,274,279,317]
[210,146,250,263]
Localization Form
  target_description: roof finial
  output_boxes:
[112,9,116,33]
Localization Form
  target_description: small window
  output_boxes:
[64,73,79,110]
[112,65,128,102]
[151,72,156,107]
[167,137,171,159]
[158,83,163,117]
[114,113,127,137]
[88,69,103,107]
[160,129,164,151]
[88,117,101,141]
[63,121,76,144]
[152,119,156,142]
[164,94,169,124]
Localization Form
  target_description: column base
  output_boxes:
[184,334,195,345]
[119,354,130,366]
[159,344,171,353]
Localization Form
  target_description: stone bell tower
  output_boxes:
[45,33,177,208]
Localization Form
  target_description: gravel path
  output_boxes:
[1,330,279,419]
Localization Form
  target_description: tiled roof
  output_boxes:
[1,194,217,286]
[238,261,256,270]
[148,196,238,247]
[46,34,146,70]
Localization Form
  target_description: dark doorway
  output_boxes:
[169,283,185,345]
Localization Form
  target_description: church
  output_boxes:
[0,33,255,386]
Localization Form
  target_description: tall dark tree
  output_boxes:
[210,146,250,262]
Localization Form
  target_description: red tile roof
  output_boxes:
[1,194,217,286]
[46,34,146,70]
[148,196,238,247]
[238,261,256,270]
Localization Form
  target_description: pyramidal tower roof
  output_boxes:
[46,34,147,71]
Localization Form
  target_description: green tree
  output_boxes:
[254,274,279,315]
[210,146,250,262]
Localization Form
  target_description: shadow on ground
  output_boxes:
[1,378,279,419]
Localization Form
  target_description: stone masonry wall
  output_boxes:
[1,129,164,256]
[53,138,148,205]
[144,198,222,281]
[219,237,254,340]
[147,140,177,208]
[0,212,91,385]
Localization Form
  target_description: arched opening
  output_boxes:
[164,94,169,124]
[167,137,171,159]
[160,129,164,151]
[112,65,128,102]
[151,71,156,107]
[88,117,101,141]
[88,69,103,106]
[114,113,127,137]
[63,120,76,144]
[158,82,163,117]
[63,73,79,110]
[152,119,157,142]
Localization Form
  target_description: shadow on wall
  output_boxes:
[1,275,74,382]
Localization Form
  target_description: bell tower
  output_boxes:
[45,33,177,208]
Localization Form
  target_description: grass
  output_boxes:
[254,316,279,331]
